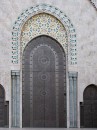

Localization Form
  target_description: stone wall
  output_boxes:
[0,0,96,100]
[0,0,97,128]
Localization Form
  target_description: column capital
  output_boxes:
[68,71,78,78]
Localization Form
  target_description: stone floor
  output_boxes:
[0,128,97,130]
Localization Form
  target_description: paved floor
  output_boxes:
[0,128,97,130]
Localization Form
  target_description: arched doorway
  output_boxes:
[80,84,97,128]
[0,84,9,127]
[0,85,5,127]
[22,35,66,127]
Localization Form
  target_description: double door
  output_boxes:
[22,36,66,127]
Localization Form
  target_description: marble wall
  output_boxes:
[0,0,97,128]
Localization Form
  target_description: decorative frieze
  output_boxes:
[21,13,67,53]
[90,0,97,9]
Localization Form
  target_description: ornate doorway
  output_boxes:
[80,84,97,128]
[22,35,66,127]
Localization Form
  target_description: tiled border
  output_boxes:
[90,0,97,9]
[12,4,77,65]
[21,13,68,54]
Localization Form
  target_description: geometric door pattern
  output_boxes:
[22,35,66,127]
[80,84,97,128]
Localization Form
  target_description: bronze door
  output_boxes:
[22,35,66,127]
[81,85,97,128]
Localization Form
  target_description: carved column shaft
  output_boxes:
[69,72,78,128]
[11,71,20,127]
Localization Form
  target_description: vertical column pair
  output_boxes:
[11,71,20,127]
[11,70,77,128]
[69,72,78,128]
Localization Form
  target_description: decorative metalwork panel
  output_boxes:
[81,85,97,128]
[12,4,77,65]
[22,35,66,127]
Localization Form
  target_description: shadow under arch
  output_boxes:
[80,84,97,128]
[0,84,9,127]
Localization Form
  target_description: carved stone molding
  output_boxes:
[12,4,77,65]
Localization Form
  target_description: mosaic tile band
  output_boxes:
[90,0,97,9]
[21,13,67,54]
[12,4,77,65]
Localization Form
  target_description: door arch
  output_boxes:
[80,84,97,128]
[0,84,5,127]
[22,35,66,127]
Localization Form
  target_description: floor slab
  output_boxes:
[0,128,97,130]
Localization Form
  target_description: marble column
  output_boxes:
[69,72,78,128]
[11,71,20,127]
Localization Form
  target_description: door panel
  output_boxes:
[80,85,97,128]
[22,35,66,127]
[84,103,92,128]
[0,85,9,127]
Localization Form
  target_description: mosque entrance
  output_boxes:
[80,84,97,128]
[22,35,66,127]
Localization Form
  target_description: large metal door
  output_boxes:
[81,85,97,128]
[22,35,66,127]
